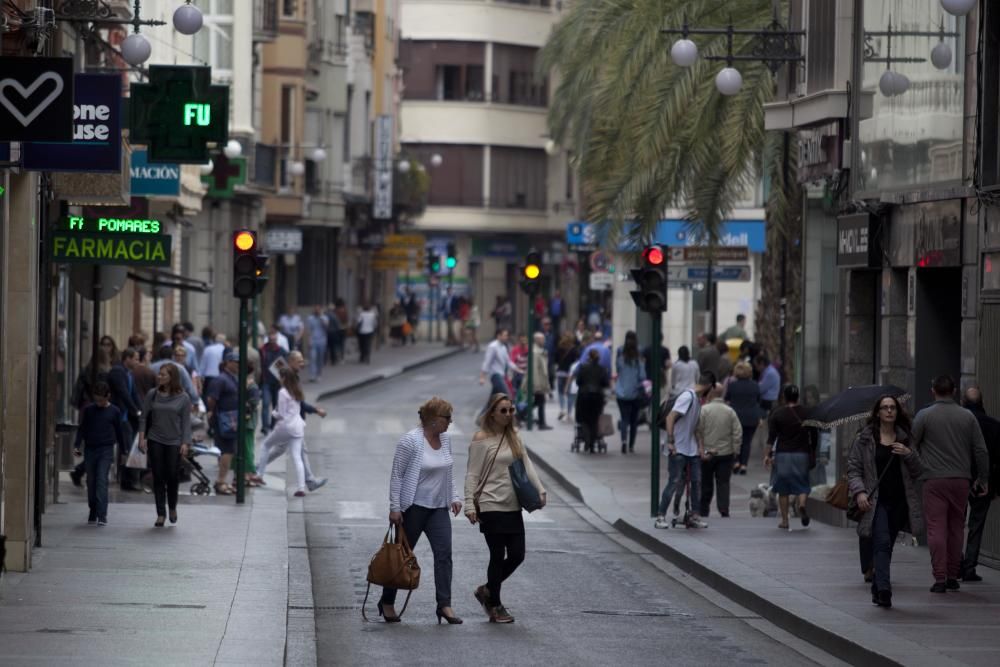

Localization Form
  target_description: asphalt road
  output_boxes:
[298,353,828,666]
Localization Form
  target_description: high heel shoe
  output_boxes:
[376,601,400,623]
[436,607,463,625]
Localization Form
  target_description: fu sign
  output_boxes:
[22,74,122,172]
[0,57,74,142]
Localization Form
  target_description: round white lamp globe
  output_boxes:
[671,39,698,67]
[397,160,411,174]
[430,153,443,167]
[544,139,558,156]
[199,159,214,175]
[223,139,242,159]
[310,147,327,163]
[121,33,152,66]
[940,0,977,17]
[172,3,203,35]
[894,73,911,95]
[288,160,305,176]
[879,70,899,97]
[931,41,953,70]
[715,67,743,96]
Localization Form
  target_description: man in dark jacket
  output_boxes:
[258,325,287,435]
[107,348,143,490]
[960,386,1000,582]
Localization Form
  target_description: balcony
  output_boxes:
[401,0,558,48]
[253,0,279,42]
[400,101,547,148]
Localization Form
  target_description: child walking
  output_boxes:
[73,381,128,526]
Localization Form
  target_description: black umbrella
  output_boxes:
[802,385,910,430]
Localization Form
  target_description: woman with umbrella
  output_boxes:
[846,395,923,608]
[764,385,816,530]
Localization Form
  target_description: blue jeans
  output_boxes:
[309,341,326,380]
[616,397,641,449]
[85,445,114,520]
[381,506,453,608]
[658,453,702,517]
[872,501,901,593]
[261,382,278,431]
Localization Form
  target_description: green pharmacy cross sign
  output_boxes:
[201,152,247,198]
[52,216,172,267]
[130,66,229,164]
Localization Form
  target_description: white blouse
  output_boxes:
[412,436,451,509]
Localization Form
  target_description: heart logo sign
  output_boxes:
[0,72,65,127]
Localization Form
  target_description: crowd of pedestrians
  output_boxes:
[68,314,332,527]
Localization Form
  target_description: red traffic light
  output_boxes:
[643,246,664,266]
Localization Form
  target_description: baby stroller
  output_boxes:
[671,457,708,529]
[184,442,222,496]
[571,413,611,453]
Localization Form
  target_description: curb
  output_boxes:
[315,347,463,402]
[526,443,952,667]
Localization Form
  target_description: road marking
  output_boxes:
[375,418,405,434]
[335,501,380,520]
[320,418,347,434]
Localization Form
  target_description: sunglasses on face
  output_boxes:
[496,407,514,415]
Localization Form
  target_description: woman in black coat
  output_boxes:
[575,349,610,453]
[724,361,762,475]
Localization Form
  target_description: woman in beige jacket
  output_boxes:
[464,393,547,623]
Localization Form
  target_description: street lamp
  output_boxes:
[310,147,328,163]
[430,153,443,167]
[199,159,214,175]
[663,12,805,96]
[288,160,306,176]
[173,1,204,35]
[940,0,977,17]
[223,139,243,159]
[397,160,411,174]
[121,32,152,65]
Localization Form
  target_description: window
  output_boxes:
[399,41,486,101]
[403,144,484,207]
[982,2,1000,188]
[192,1,234,77]
[283,0,297,18]
[435,65,485,101]
[490,147,547,210]
[492,44,546,106]
[343,85,353,161]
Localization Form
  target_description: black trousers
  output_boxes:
[533,392,548,427]
[484,532,526,607]
[148,441,180,517]
[358,333,374,363]
[700,454,734,516]
[962,493,994,575]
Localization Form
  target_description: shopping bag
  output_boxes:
[125,435,147,469]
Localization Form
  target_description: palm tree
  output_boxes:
[542,0,801,370]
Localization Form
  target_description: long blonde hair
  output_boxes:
[476,393,525,459]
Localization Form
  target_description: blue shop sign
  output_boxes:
[566,219,766,253]
[130,148,180,196]
[21,74,122,173]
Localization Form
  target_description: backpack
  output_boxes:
[657,389,696,431]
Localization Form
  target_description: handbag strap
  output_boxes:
[473,433,506,503]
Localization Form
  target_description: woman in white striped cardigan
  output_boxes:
[379,397,464,624]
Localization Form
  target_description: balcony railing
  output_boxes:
[254,0,279,42]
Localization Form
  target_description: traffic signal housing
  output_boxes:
[426,247,441,274]
[520,250,542,294]
[233,229,259,298]
[630,245,668,312]
[254,252,270,295]
[446,243,457,270]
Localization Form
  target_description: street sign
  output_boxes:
[589,272,614,291]
[264,228,303,253]
[668,246,749,263]
[383,233,426,248]
[373,114,393,219]
[686,265,751,281]
[664,264,751,283]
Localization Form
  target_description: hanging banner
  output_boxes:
[0,57,74,141]
[22,74,122,172]
[130,149,181,196]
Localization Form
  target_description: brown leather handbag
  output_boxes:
[825,477,850,510]
[361,526,421,621]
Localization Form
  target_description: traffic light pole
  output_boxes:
[525,305,535,431]
[650,314,662,517]
[235,297,249,505]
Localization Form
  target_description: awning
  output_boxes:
[127,267,211,293]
